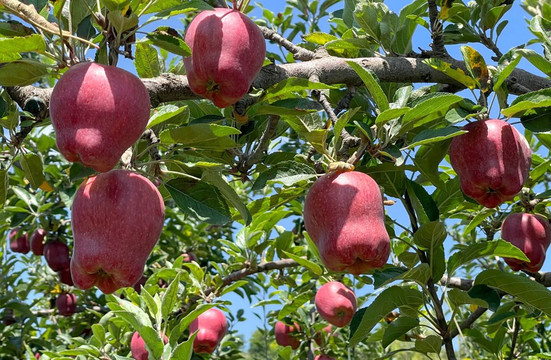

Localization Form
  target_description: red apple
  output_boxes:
[133,275,147,294]
[2,308,15,325]
[58,267,74,286]
[71,170,165,294]
[44,240,71,271]
[56,293,77,316]
[9,228,29,254]
[274,321,301,350]
[314,325,333,346]
[181,252,198,263]
[449,119,531,208]
[304,170,390,274]
[501,213,551,272]
[30,229,46,255]
[189,307,228,354]
[34,353,40,359]
[49,62,150,172]
[184,8,266,108]
[130,331,168,360]
[315,355,335,360]
[315,282,357,327]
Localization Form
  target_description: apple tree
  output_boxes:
[1,0,551,359]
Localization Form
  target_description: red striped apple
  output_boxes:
[449,119,531,208]
[70,170,164,294]
[184,8,266,108]
[275,321,301,350]
[315,281,357,327]
[304,170,390,274]
[49,62,150,172]
[190,307,228,354]
[501,213,551,272]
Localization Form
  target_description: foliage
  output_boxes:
[1,0,551,359]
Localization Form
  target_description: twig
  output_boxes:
[239,115,280,172]
[479,32,503,61]
[426,0,448,57]
[508,316,520,360]
[450,306,488,338]
[259,26,316,61]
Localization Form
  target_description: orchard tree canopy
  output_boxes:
[2,0,551,359]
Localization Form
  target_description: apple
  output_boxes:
[71,169,165,294]
[44,240,71,271]
[58,267,74,286]
[449,119,531,208]
[2,308,15,325]
[184,8,266,108]
[56,293,77,316]
[181,252,198,263]
[315,281,357,327]
[190,307,228,354]
[315,355,335,360]
[133,275,147,294]
[501,213,551,272]
[30,228,46,255]
[274,321,301,350]
[49,62,150,172]
[130,331,168,360]
[9,228,30,254]
[304,170,390,274]
[34,353,40,359]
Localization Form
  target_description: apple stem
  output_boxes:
[232,0,237,10]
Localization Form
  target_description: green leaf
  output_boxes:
[134,42,162,78]
[0,59,49,86]
[263,78,337,102]
[220,280,249,296]
[0,34,45,54]
[0,169,7,209]
[493,50,522,92]
[19,152,45,189]
[413,221,446,249]
[278,292,312,319]
[164,178,231,225]
[406,180,439,223]
[202,169,252,225]
[303,32,338,45]
[433,177,464,214]
[346,60,389,112]
[448,240,529,275]
[375,107,411,125]
[108,298,152,329]
[161,273,180,319]
[373,267,408,289]
[349,286,423,347]
[102,0,131,11]
[147,104,188,129]
[516,48,551,76]
[462,208,495,236]
[413,140,450,188]
[502,88,551,118]
[382,316,419,348]
[365,163,411,198]
[252,161,316,191]
[476,270,551,316]
[160,123,240,150]
[91,324,106,344]
[404,127,466,149]
[146,28,191,56]
[468,284,501,312]
[282,250,322,276]
[423,58,477,90]
[520,107,551,132]
[107,11,138,34]
[415,335,442,354]
[401,93,463,130]
[254,98,323,116]
[283,116,328,154]
[447,288,489,310]
[170,332,196,360]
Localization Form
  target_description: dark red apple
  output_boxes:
[44,240,71,271]
[133,275,147,294]
[71,170,165,294]
[274,321,301,350]
[56,293,77,316]
[30,229,46,255]
[501,213,551,272]
[130,331,168,360]
[304,170,390,274]
[449,119,531,208]
[9,228,29,254]
[2,308,15,325]
[49,62,150,172]
[181,252,198,263]
[58,267,74,286]
[315,282,357,327]
[190,308,228,353]
[184,8,266,108]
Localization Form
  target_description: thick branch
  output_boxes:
[0,0,60,33]
[260,26,316,61]
[8,56,550,110]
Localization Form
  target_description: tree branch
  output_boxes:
[239,115,280,173]
[259,26,316,61]
[450,306,488,338]
[7,56,549,111]
[427,0,448,57]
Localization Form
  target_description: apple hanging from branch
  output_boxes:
[315,281,357,327]
[274,321,301,350]
[189,307,228,354]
